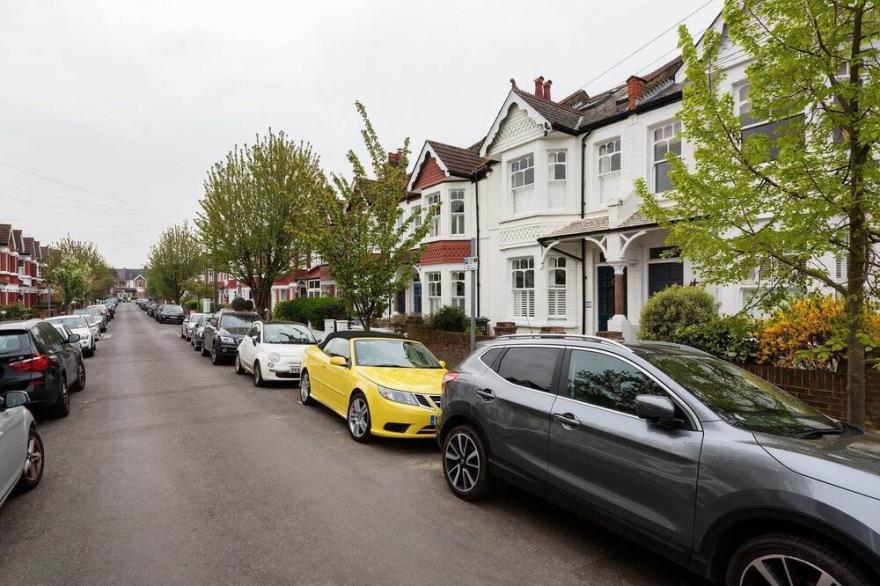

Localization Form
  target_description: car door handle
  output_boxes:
[553,413,581,428]
[475,388,495,401]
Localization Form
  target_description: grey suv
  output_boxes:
[438,334,880,585]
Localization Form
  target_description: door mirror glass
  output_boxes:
[438,360,446,369]
[3,391,28,409]
[68,333,81,343]
[635,394,677,424]
[329,356,347,367]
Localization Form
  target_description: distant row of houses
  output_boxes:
[0,222,51,308]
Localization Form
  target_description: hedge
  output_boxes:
[273,297,349,329]
[639,285,718,341]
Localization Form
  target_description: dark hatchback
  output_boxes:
[202,310,260,365]
[157,304,185,324]
[0,320,86,418]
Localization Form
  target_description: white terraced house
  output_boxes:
[396,13,852,338]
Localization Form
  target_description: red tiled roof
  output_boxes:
[0,224,11,246]
[426,140,492,178]
[419,240,471,266]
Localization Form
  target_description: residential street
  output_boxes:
[0,303,700,585]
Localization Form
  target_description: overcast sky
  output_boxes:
[0,0,719,268]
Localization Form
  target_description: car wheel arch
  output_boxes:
[439,413,492,458]
[700,507,880,582]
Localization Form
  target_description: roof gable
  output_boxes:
[406,141,491,192]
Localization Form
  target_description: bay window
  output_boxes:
[652,122,681,193]
[597,138,621,202]
[510,154,535,214]
[547,257,567,319]
[426,272,442,314]
[426,192,440,237]
[450,189,465,235]
[548,151,566,181]
[451,271,466,311]
[511,257,535,318]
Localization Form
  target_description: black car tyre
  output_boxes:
[234,355,246,375]
[300,371,313,405]
[725,533,873,586]
[51,374,71,418]
[71,360,86,392]
[14,428,44,493]
[443,425,490,501]
[253,361,264,387]
[211,343,223,365]
[347,392,372,443]
[201,341,210,356]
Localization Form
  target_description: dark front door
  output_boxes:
[648,262,684,297]
[597,266,626,332]
[395,290,405,314]
[412,283,422,315]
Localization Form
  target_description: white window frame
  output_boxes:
[510,154,535,190]
[425,192,441,237]
[307,279,321,298]
[597,137,621,202]
[548,150,566,182]
[426,272,442,314]
[450,189,465,236]
[547,257,567,319]
[651,121,682,193]
[451,271,466,311]
[411,204,422,227]
[511,257,535,319]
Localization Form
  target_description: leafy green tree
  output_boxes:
[146,222,204,303]
[306,102,436,331]
[638,1,880,423]
[45,236,113,307]
[197,129,324,315]
[46,254,90,310]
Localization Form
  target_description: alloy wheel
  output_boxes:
[23,433,43,482]
[740,554,840,586]
[348,397,369,438]
[61,378,70,410]
[300,373,311,403]
[77,362,86,389]
[445,432,480,493]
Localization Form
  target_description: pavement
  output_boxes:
[0,303,703,585]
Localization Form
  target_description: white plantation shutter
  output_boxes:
[548,257,567,319]
[511,257,535,318]
[548,289,566,318]
[514,290,535,318]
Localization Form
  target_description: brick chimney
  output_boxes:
[533,76,545,100]
[387,149,402,166]
[626,75,646,110]
[543,79,552,102]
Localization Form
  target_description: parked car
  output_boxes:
[74,308,106,332]
[299,331,446,442]
[438,334,880,585]
[48,324,85,362]
[0,319,86,418]
[81,314,102,341]
[0,390,44,508]
[235,321,318,386]
[201,310,260,365]
[156,304,185,324]
[45,315,95,357]
[181,312,208,340]
[88,304,111,322]
[190,314,210,352]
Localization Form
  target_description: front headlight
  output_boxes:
[377,385,420,406]
[268,352,281,362]
[220,336,235,344]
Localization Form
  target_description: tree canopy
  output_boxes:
[45,236,113,308]
[146,222,203,303]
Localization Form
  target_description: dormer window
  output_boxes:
[548,151,566,181]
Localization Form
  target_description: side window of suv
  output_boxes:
[495,347,561,393]
[566,350,667,415]
[36,323,64,352]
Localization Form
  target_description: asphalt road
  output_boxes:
[0,303,703,585]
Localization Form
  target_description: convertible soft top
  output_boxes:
[317,330,404,351]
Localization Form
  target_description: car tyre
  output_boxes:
[234,355,246,375]
[70,360,86,392]
[300,371,313,405]
[14,428,44,493]
[253,361,265,387]
[442,425,490,501]
[51,374,71,418]
[211,344,223,366]
[725,533,873,586]
[201,340,210,357]
[347,392,372,442]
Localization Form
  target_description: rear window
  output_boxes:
[495,347,562,392]
[49,317,87,329]
[480,347,503,368]
[0,332,31,357]
[163,305,184,313]
[220,313,259,328]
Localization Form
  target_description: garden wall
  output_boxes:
[404,327,493,368]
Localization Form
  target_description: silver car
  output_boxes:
[439,335,880,584]
[0,391,44,508]
[181,312,208,341]
[45,315,95,357]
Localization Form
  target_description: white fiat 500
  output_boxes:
[45,315,95,356]
[235,321,318,386]
[0,391,44,508]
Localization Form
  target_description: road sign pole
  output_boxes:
[469,238,477,352]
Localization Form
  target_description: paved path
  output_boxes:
[0,303,702,585]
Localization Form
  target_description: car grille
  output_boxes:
[417,425,436,435]
[275,371,300,379]
[415,394,432,408]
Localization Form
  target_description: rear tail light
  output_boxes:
[442,371,460,390]
[9,354,50,373]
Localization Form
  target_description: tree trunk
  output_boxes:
[252,285,272,319]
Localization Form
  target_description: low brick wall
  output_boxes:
[739,363,879,425]
[405,327,493,368]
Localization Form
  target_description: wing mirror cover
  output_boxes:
[635,394,677,425]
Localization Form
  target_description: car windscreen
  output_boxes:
[50,317,87,330]
[354,339,441,368]
[638,353,842,436]
[0,331,31,357]
[220,313,259,329]
[163,305,184,314]
[263,324,316,345]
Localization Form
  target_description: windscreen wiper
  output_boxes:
[797,427,846,440]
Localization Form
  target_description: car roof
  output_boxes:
[480,334,712,358]
[258,320,309,327]
[0,319,41,331]
[318,330,403,350]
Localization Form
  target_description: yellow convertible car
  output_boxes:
[299,331,447,442]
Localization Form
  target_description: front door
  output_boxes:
[395,290,406,314]
[648,262,684,297]
[596,266,625,332]
[547,349,702,557]
[412,283,422,315]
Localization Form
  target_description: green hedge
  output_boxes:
[274,297,349,329]
[0,302,39,321]
[426,305,468,333]
[639,285,718,341]
[671,314,759,363]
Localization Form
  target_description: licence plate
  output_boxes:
[289,366,301,374]
[430,415,436,426]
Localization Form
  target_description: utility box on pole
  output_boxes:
[466,238,478,352]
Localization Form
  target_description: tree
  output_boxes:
[638,1,880,423]
[45,236,113,307]
[146,222,204,303]
[197,129,324,315]
[306,102,436,331]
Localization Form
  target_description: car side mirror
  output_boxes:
[329,356,347,367]
[68,333,81,343]
[2,391,28,409]
[438,360,447,369]
[635,395,677,425]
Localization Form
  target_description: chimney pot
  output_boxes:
[388,150,402,166]
[543,79,553,102]
[533,76,545,100]
[626,75,646,110]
